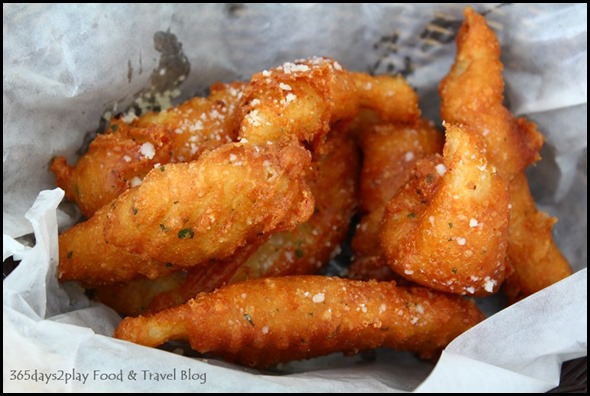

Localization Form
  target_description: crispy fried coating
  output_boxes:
[51,125,174,219]
[94,132,359,315]
[104,142,314,267]
[93,242,262,314]
[132,82,245,147]
[237,57,420,148]
[381,123,510,296]
[93,272,187,314]
[348,238,400,282]
[140,244,262,314]
[357,120,443,214]
[349,120,443,281]
[503,173,573,301]
[439,9,541,177]
[228,131,359,281]
[58,206,174,285]
[115,276,484,368]
[51,82,245,217]
[350,72,421,123]
[237,58,356,147]
[440,8,571,301]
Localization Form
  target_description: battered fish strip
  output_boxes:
[104,141,314,267]
[58,206,174,285]
[115,276,484,368]
[93,242,263,313]
[381,123,510,296]
[51,82,245,217]
[357,120,443,215]
[349,120,443,281]
[51,125,174,219]
[237,57,420,148]
[504,172,573,302]
[95,132,359,314]
[350,72,421,124]
[59,142,314,284]
[223,131,359,281]
[439,8,571,301]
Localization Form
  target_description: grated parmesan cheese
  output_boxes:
[139,142,155,159]
[130,177,142,187]
[484,276,497,293]
[279,83,292,91]
[121,111,138,124]
[312,293,325,303]
[281,93,297,106]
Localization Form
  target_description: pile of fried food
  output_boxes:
[51,8,572,369]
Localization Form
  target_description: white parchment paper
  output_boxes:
[3,3,587,392]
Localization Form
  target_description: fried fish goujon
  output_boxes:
[381,123,510,296]
[51,82,245,218]
[237,57,420,148]
[115,276,484,368]
[349,119,443,281]
[93,243,262,313]
[58,206,175,285]
[104,141,314,267]
[439,7,572,301]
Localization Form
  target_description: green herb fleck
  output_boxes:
[166,262,173,268]
[67,251,73,259]
[448,222,453,228]
[407,212,417,219]
[295,249,304,258]
[178,228,194,239]
[243,313,255,326]
[160,224,168,232]
[159,166,166,172]
[110,124,119,132]
[425,174,434,184]
[132,207,138,215]
[452,267,458,274]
